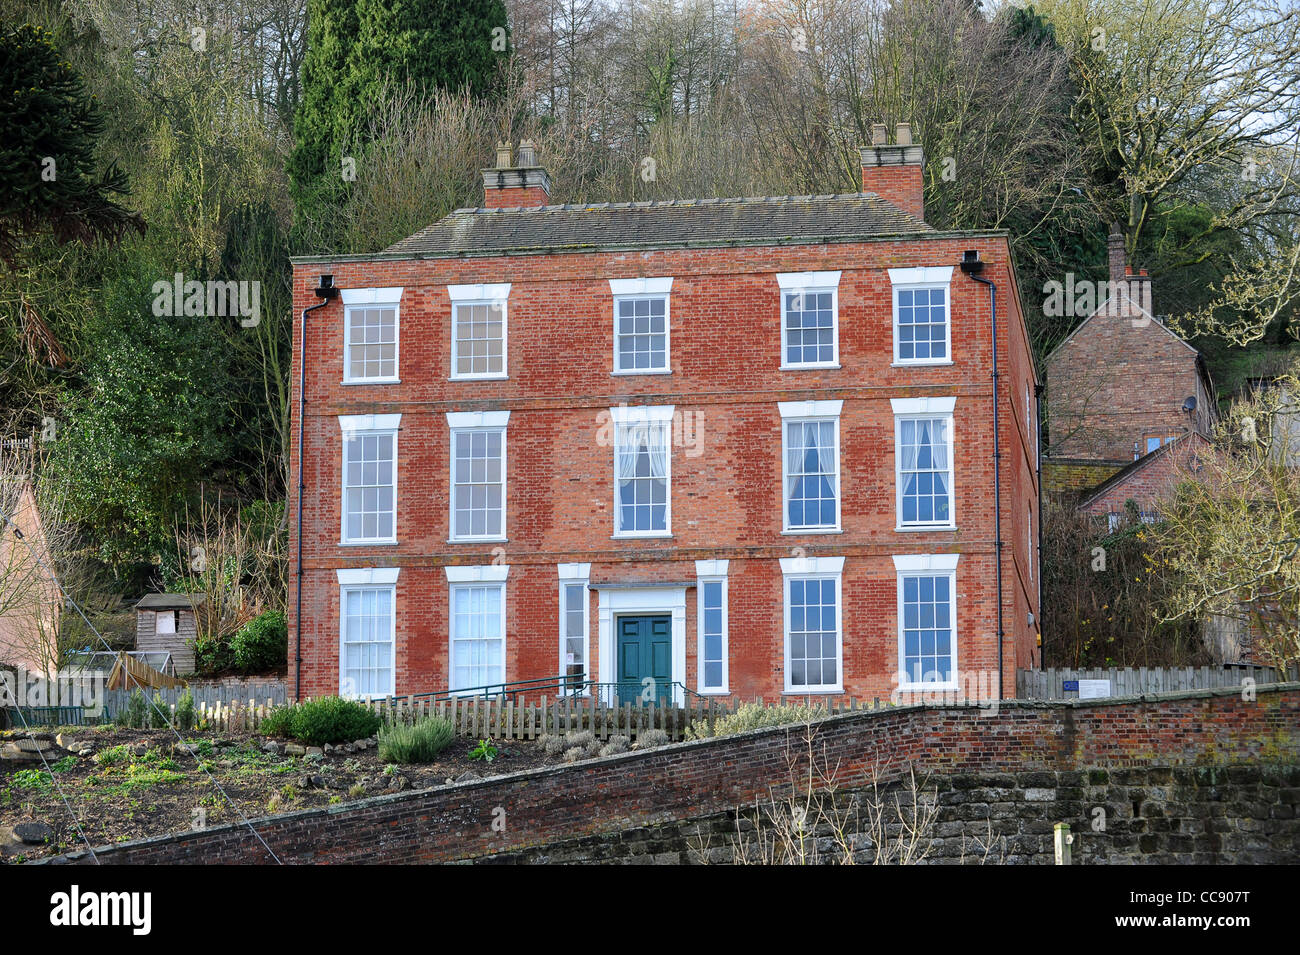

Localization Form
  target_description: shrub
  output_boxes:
[599,735,629,757]
[378,716,455,763]
[148,691,171,729]
[95,745,128,767]
[541,734,569,756]
[231,610,288,673]
[260,704,295,738]
[121,689,147,729]
[174,690,196,732]
[287,696,381,746]
[633,728,670,749]
[193,633,235,675]
[685,702,826,740]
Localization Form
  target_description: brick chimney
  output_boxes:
[481,139,552,209]
[859,122,925,221]
[1106,222,1153,318]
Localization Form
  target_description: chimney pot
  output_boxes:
[859,123,925,221]
[516,139,537,167]
[895,122,912,146]
[495,140,513,169]
[870,123,888,146]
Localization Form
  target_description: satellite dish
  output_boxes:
[1182,396,1197,413]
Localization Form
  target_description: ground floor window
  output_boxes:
[446,564,509,693]
[558,563,590,692]
[695,559,729,694]
[893,554,959,688]
[780,555,844,692]
[337,567,399,698]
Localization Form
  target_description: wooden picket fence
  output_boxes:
[1017,665,1296,701]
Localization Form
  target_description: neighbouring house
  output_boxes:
[133,593,203,676]
[1045,224,1217,505]
[286,124,1041,704]
[0,478,60,677]
[1075,430,1212,529]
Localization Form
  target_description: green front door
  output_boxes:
[616,614,673,706]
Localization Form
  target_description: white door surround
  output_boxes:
[596,586,688,705]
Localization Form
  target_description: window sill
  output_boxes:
[782,687,844,696]
[895,524,957,533]
[697,688,730,697]
[447,537,508,545]
[612,532,673,540]
[895,683,961,694]
[891,360,953,368]
[342,378,401,386]
[780,362,841,371]
[782,528,843,536]
[338,539,399,547]
[448,374,509,382]
[611,368,672,376]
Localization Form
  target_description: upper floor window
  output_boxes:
[890,266,953,366]
[779,400,842,533]
[778,271,841,369]
[337,567,399,698]
[341,287,402,383]
[448,283,510,380]
[447,411,510,542]
[891,397,955,530]
[339,414,400,544]
[893,554,959,689]
[610,277,672,374]
[611,404,674,537]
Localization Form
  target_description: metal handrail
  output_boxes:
[378,674,710,707]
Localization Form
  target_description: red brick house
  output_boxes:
[1075,430,1210,528]
[1045,226,1216,492]
[287,124,1041,705]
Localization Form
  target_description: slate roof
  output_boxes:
[382,193,933,257]
[1076,430,1210,511]
[134,593,205,610]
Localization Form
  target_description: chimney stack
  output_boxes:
[860,123,925,222]
[482,139,552,209]
[1107,223,1126,284]
[1106,222,1153,319]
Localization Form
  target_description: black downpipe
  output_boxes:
[1034,381,1045,668]
[295,276,339,701]
[960,253,1004,696]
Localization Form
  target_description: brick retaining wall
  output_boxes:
[47,684,1300,864]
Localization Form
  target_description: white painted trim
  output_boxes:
[608,276,673,295]
[445,410,511,429]
[444,564,510,583]
[609,404,676,424]
[336,567,401,585]
[342,298,401,385]
[340,287,404,305]
[337,576,397,699]
[450,296,509,381]
[780,408,842,534]
[612,285,672,375]
[890,396,956,416]
[695,572,730,695]
[778,399,843,419]
[778,282,840,370]
[891,553,960,572]
[339,419,400,546]
[893,406,957,531]
[781,560,845,694]
[895,562,960,691]
[596,587,688,705]
[447,283,512,301]
[776,270,842,289]
[558,565,591,692]
[447,579,507,694]
[888,266,953,285]
[558,562,592,580]
[447,418,509,543]
[779,555,845,574]
[338,413,402,432]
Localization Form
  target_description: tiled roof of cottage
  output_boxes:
[382,193,933,257]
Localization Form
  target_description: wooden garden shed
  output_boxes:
[134,593,203,676]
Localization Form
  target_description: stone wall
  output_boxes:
[46,684,1300,865]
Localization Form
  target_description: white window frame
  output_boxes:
[890,266,953,367]
[341,287,403,384]
[445,564,509,695]
[558,563,590,695]
[337,567,399,699]
[695,559,730,695]
[891,397,956,532]
[448,283,511,381]
[780,555,844,694]
[779,400,843,534]
[339,413,401,545]
[611,404,674,538]
[446,410,510,543]
[893,554,959,691]
[610,277,673,376]
[777,271,841,370]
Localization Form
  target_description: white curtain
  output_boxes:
[616,425,642,480]
[815,421,835,482]
[646,423,668,479]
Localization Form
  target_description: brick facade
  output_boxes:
[1076,431,1209,519]
[286,137,1040,704]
